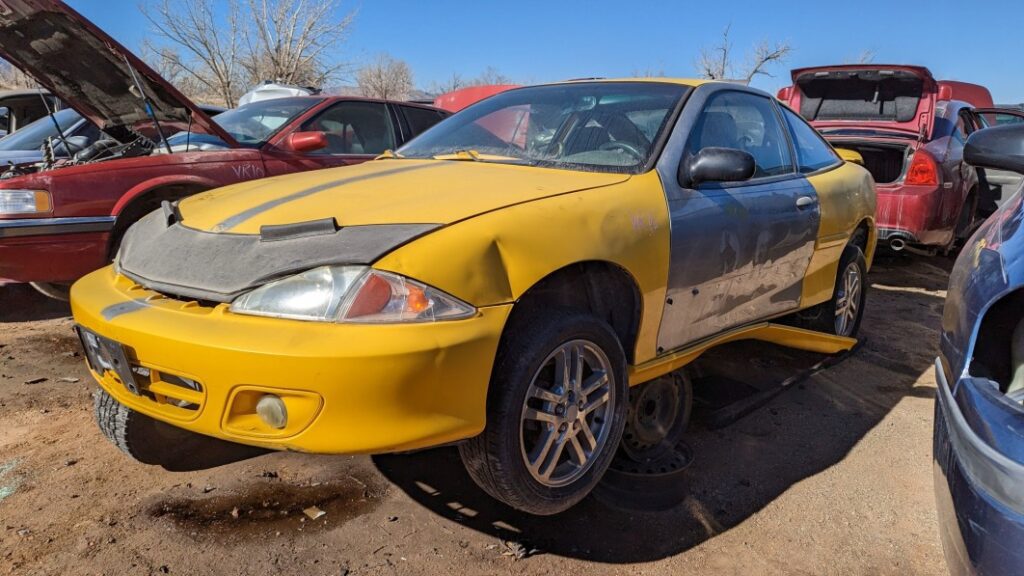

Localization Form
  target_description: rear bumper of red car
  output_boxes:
[0,216,114,283]
[875,184,957,247]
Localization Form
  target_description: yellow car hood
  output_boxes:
[116,159,630,303]
[178,159,630,234]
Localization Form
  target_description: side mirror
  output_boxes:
[834,148,864,166]
[284,131,328,153]
[964,124,1024,174]
[679,147,756,187]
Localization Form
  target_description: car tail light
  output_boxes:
[905,150,939,186]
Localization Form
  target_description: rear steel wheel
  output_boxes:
[620,372,692,462]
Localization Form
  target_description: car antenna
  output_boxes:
[37,90,72,157]
[122,54,173,154]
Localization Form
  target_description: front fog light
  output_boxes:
[256,394,288,429]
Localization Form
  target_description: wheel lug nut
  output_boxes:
[555,404,565,415]
[559,423,567,432]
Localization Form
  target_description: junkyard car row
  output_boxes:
[0,1,1021,574]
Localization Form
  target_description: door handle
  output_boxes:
[796,196,816,209]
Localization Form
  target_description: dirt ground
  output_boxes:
[0,255,952,576]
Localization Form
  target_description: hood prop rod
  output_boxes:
[38,91,72,158]
[123,55,173,154]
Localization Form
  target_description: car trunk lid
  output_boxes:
[783,65,938,140]
[0,0,237,146]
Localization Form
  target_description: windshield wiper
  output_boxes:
[376,149,405,160]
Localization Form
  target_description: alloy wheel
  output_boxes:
[834,261,862,337]
[519,339,614,488]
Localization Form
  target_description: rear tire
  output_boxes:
[459,308,628,515]
[791,244,868,338]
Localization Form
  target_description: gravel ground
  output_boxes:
[0,255,951,576]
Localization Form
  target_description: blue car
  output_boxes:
[936,123,1024,575]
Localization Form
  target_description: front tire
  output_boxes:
[459,308,628,515]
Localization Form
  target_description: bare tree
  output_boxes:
[429,72,465,95]
[356,54,413,100]
[139,44,203,100]
[696,25,792,84]
[0,60,37,90]
[141,0,243,106]
[240,0,355,88]
[470,66,513,86]
[142,0,354,107]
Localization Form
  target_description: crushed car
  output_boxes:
[778,65,1024,254]
[0,0,449,299]
[72,78,877,515]
[935,122,1024,576]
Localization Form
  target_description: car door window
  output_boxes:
[781,106,841,173]
[400,106,445,138]
[301,101,395,155]
[685,91,794,179]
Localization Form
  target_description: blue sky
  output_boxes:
[70,0,1024,102]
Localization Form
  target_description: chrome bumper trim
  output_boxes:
[0,216,116,238]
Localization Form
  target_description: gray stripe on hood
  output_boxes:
[213,163,440,232]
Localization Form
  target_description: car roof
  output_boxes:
[561,78,710,87]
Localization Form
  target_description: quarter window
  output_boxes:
[685,91,793,178]
[781,106,841,173]
[301,101,396,155]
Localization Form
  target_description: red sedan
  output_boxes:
[0,1,448,298]
[778,64,1021,254]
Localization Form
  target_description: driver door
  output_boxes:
[656,89,819,351]
[263,100,398,176]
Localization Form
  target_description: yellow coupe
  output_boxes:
[72,79,876,515]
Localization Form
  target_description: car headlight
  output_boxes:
[229,265,476,323]
[0,189,51,215]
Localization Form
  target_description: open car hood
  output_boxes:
[0,0,237,146]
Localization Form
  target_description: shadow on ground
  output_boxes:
[0,283,70,322]
[373,255,948,563]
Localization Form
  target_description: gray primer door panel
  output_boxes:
[654,84,820,352]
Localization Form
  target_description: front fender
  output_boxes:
[374,170,672,363]
[112,174,223,215]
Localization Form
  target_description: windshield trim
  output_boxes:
[399,81,693,175]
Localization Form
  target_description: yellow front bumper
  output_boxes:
[71,267,511,454]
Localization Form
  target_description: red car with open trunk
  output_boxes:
[778,64,1022,254]
[0,0,448,298]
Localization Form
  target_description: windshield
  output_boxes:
[212,97,321,148]
[0,108,82,151]
[398,82,688,173]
